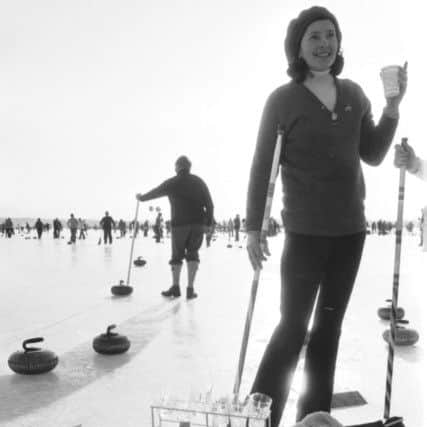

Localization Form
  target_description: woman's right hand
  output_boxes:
[246,231,270,270]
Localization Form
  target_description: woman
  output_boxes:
[245,6,407,427]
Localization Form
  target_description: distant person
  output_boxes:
[143,220,149,237]
[53,218,63,239]
[100,211,115,244]
[118,219,127,237]
[227,218,234,239]
[154,212,163,243]
[67,213,78,244]
[78,218,86,240]
[136,155,214,299]
[35,218,43,239]
[245,6,407,426]
[394,139,427,181]
[5,218,14,238]
[233,214,241,242]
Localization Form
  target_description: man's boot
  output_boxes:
[161,264,182,297]
[161,285,181,297]
[186,261,199,299]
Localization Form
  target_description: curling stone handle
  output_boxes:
[23,337,44,352]
[397,319,409,324]
[106,325,117,336]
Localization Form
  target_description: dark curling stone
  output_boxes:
[382,320,419,346]
[93,325,131,355]
[226,244,233,248]
[133,256,147,267]
[8,337,58,374]
[378,299,405,320]
[111,279,133,296]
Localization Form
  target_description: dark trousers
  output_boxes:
[70,228,77,243]
[170,225,204,265]
[103,228,112,244]
[251,231,366,427]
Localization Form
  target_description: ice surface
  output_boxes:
[0,230,425,426]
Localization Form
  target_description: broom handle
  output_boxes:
[126,200,140,285]
[232,127,285,400]
[383,137,407,419]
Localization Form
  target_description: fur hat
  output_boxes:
[284,6,342,65]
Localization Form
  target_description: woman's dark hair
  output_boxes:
[287,52,344,83]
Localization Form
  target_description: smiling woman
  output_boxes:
[299,20,339,71]
[245,5,408,427]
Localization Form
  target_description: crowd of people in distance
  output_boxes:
[0,212,283,244]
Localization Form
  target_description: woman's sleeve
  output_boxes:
[246,92,280,232]
[359,92,399,166]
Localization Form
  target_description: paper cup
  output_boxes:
[380,65,400,98]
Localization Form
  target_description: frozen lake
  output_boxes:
[0,229,425,427]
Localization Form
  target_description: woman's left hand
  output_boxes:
[386,61,408,108]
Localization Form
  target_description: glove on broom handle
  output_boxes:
[383,138,407,420]
[232,126,285,400]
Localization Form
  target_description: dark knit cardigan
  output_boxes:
[246,78,398,235]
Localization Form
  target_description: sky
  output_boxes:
[0,0,425,223]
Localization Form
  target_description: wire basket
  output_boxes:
[151,399,271,427]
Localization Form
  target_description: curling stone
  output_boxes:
[226,244,233,248]
[382,320,419,346]
[8,337,58,374]
[377,299,405,320]
[111,279,133,296]
[133,256,147,267]
[93,325,131,355]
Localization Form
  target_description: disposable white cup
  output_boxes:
[380,65,400,98]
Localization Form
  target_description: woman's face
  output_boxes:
[299,19,338,72]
